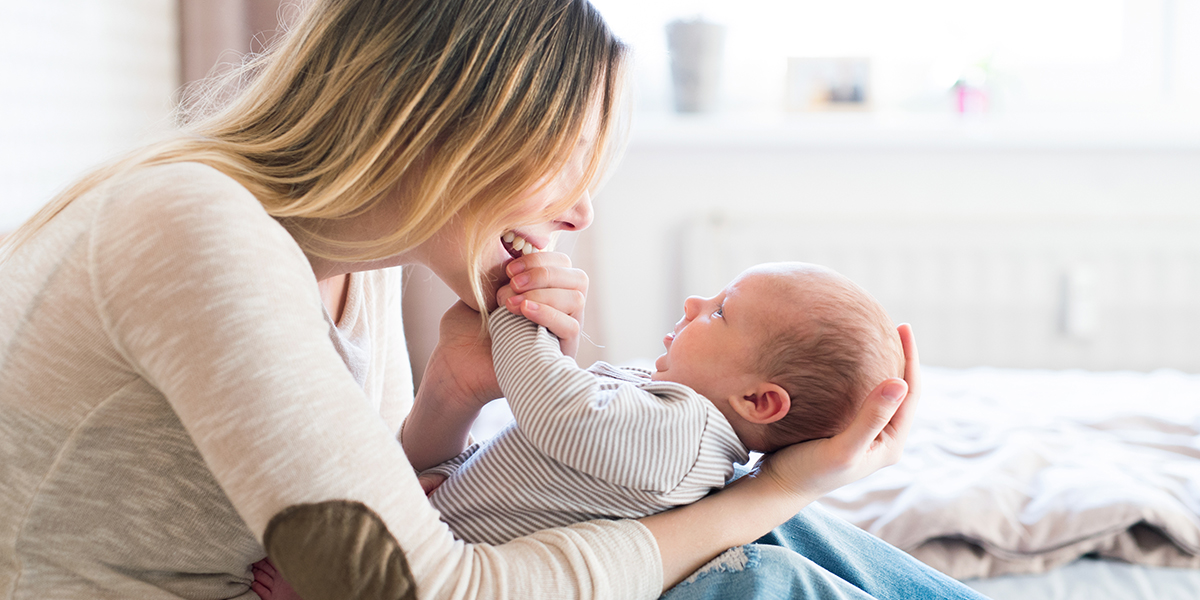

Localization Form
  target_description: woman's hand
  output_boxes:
[496,251,588,357]
[250,558,302,600]
[755,323,920,502]
[643,323,922,589]
[424,300,504,409]
[404,254,590,469]
[401,301,501,470]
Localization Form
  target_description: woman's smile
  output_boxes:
[501,230,547,259]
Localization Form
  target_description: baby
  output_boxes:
[251,261,904,598]
[420,261,904,544]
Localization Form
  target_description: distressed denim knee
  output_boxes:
[661,544,876,600]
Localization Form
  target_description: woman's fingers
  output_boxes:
[252,558,278,579]
[836,378,906,450]
[842,378,908,462]
[500,252,587,299]
[880,324,921,449]
[505,250,573,277]
[251,581,271,598]
[511,299,582,357]
[838,324,921,465]
[494,251,589,358]
[508,265,589,295]
[502,288,586,320]
[250,559,304,600]
[251,567,272,587]
[895,323,921,419]
[251,559,275,597]
[499,263,588,302]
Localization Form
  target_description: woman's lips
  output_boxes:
[501,230,543,259]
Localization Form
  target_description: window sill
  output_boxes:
[625,112,1200,152]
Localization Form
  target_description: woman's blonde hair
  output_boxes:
[2,0,628,309]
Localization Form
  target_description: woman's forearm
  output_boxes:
[401,392,478,471]
[640,474,816,590]
[400,351,486,471]
[402,302,508,470]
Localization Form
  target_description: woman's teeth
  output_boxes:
[502,231,539,257]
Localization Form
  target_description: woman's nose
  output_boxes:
[682,295,704,320]
[555,190,594,232]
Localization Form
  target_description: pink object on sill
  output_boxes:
[955,84,989,114]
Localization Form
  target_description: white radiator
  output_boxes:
[681,215,1200,372]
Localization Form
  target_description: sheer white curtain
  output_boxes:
[0,1,178,233]
[0,0,290,234]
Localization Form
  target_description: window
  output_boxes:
[0,1,178,232]
[592,0,1195,118]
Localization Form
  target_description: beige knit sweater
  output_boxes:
[0,162,661,600]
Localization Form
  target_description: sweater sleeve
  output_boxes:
[89,163,662,600]
[489,308,709,492]
[376,266,415,437]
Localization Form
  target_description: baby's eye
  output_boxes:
[712,305,724,318]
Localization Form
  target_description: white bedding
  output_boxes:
[818,366,1200,580]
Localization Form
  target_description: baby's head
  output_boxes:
[650,262,903,452]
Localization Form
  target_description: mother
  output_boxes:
[0,1,983,599]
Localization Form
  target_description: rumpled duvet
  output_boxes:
[816,366,1200,579]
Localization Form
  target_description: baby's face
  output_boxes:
[651,265,805,401]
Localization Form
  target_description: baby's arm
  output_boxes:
[490,309,708,491]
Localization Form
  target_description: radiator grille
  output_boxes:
[682,216,1200,371]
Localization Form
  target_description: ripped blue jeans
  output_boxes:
[661,492,990,600]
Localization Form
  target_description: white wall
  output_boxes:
[0,1,179,232]
[584,116,1200,369]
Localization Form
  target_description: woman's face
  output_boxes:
[418,120,599,309]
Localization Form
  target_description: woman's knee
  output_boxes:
[661,545,873,600]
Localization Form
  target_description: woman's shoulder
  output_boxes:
[100,161,262,220]
[92,161,300,257]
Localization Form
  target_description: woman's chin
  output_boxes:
[435,237,515,312]
[477,251,512,310]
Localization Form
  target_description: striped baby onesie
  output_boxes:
[423,308,751,545]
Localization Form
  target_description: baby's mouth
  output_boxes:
[501,231,541,259]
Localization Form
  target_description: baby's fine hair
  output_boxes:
[757,268,904,451]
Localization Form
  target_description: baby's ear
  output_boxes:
[734,383,791,425]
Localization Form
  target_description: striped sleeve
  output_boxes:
[420,443,480,480]
[488,309,708,492]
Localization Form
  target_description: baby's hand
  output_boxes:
[250,558,302,600]
[418,473,447,496]
[497,251,588,357]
